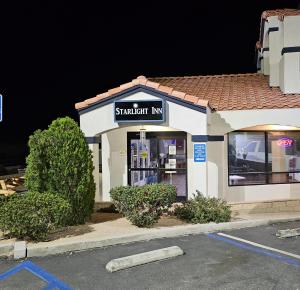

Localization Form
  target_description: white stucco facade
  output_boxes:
[207,108,300,203]
[79,87,300,204]
[80,89,209,202]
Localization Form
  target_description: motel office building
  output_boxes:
[76,9,300,206]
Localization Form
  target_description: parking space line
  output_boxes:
[0,260,73,290]
[207,233,300,268]
[217,232,300,260]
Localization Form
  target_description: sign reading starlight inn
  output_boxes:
[114,100,164,122]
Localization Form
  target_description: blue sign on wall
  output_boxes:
[0,94,2,122]
[194,143,206,162]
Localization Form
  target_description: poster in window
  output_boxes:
[168,145,176,155]
[169,158,177,169]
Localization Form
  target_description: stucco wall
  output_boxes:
[80,91,208,136]
[81,89,300,203]
[209,108,300,135]
[80,90,208,201]
[208,109,300,202]
[267,16,284,87]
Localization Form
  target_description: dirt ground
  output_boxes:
[46,212,187,241]
[90,212,186,227]
[154,215,187,227]
[90,212,123,223]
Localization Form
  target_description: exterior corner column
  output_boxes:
[89,143,101,202]
[101,133,111,201]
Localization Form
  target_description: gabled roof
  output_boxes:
[75,76,209,111]
[75,73,300,112]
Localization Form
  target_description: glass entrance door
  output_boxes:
[127,132,187,200]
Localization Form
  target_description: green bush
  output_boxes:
[25,117,95,225]
[174,191,231,224]
[0,195,10,205]
[0,191,71,240]
[110,184,177,227]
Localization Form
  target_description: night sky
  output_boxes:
[0,0,299,166]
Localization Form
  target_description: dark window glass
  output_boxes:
[228,132,266,185]
[228,131,300,186]
[130,138,158,169]
[159,170,187,197]
[158,138,187,169]
[131,170,158,186]
[229,173,267,186]
[268,172,300,184]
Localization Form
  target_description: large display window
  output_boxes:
[228,131,300,186]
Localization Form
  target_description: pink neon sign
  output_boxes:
[277,137,293,147]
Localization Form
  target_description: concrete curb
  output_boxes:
[0,239,15,257]
[106,246,184,272]
[14,241,27,259]
[25,216,300,258]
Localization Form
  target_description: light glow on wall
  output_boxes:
[241,125,300,131]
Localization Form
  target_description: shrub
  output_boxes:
[0,191,71,240]
[0,195,10,205]
[174,191,231,224]
[110,184,177,227]
[25,117,95,225]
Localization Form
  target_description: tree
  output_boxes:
[25,117,95,224]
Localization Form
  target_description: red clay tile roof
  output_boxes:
[75,73,300,112]
[262,9,300,20]
[75,75,209,110]
[149,73,300,111]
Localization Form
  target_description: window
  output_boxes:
[268,132,300,184]
[228,132,266,185]
[228,131,300,186]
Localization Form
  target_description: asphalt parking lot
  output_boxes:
[0,221,299,290]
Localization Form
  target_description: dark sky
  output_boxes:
[0,0,299,165]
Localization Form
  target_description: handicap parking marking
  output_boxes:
[208,233,300,268]
[0,260,73,290]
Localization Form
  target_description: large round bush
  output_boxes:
[25,117,95,225]
[110,184,177,227]
[0,191,71,240]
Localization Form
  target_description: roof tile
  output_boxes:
[184,94,198,103]
[108,87,122,96]
[149,73,300,111]
[85,95,103,105]
[145,81,160,89]
[120,82,135,90]
[137,78,147,85]
[75,73,300,112]
[158,85,173,95]
[262,9,300,19]
[171,90,186,99]
[75,102,87,110]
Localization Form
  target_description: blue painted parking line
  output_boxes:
[0,260,73,290]
[208,233,300,268]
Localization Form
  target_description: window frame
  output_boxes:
[228,130,300,186]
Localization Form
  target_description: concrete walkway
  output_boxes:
[1,212,300,258]
[235,212,300,221]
